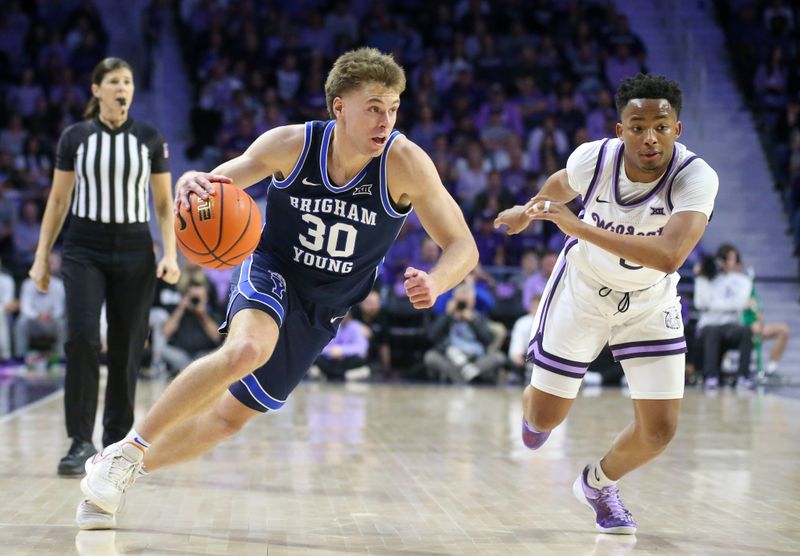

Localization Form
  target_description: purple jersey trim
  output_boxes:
[612,144,678,208]
[582,138,611,205]
[665,155,700,212]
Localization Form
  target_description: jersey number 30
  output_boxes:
[299,214,357,257]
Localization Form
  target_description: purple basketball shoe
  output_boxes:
[521,418,551,450]
[572,465,637,534]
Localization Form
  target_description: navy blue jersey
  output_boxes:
[262,120,410,306]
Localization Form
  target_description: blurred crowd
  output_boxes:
[715,0,800,259]
[0,0,795,384]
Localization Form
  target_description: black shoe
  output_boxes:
[57,439,97,476]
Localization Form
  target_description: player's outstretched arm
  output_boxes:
[530,203,708,274]
[388,138,478,309]
[494,169,578,235]
[173,124,305,212]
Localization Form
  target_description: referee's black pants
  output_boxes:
[61,219,156,447]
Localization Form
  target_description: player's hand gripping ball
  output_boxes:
[174,182,262,269]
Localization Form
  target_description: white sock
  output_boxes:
[124,429,151,451]
[766,361,779,374]
[587,461,615,489]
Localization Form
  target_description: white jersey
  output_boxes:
[564,138,718,292]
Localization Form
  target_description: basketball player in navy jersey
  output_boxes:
[76,47,478,529]
[495,74,718,534]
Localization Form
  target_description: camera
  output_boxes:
[455,300,468,311]
[188,295,202,307]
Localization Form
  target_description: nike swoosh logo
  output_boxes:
[302,177,322,186]
[330,315,344,324]
[594,467,601,482]
[596,198,611,204]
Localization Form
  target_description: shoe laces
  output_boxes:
[106,453,142,492]
[598,485,633,520]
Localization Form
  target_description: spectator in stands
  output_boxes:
[514,75,552,129]
[149,265,182,377]
[0,114,27,157]
[474,171,514,224]
[522,250,557,311]
[508,293,542,383]
[555,93,587,142]
[9,68,46,118]
[501,147,529,199]
[413,236,441,274]
[351,290,391,378]
[314,312,371,382]
[527,115,569,173]
[473,210,507,266]
[12,200,42,281]
[410,104,446,154]
[606,14,646,62]
[15,252,65,361]
[161,277,222,376]
[741,272,791,380]
[15,136,53,191]
[604,44,643,89]
[753,46,790,117]
[453,141,489,220]
[0,257,18,362]
[570,43,605,100]
[586,89,617,141]
[694,245,755,390]
[424,282,505,384]
[476,83,524,138]
[0,182,16,259]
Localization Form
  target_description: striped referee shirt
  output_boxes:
[55,117,169,223]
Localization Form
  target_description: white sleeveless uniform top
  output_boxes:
[564,138,718,292]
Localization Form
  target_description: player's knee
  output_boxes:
[211,408,248,439]
[639,418,677,450]
[523,398,565,432]
[525,410,563,433]
[523,386,568,432]
[221,336,273,379]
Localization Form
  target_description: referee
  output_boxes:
[29,57,181,476]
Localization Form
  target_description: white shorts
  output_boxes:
[528,240,686,400]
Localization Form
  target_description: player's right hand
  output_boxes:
[28,258,50,293]
[404,267,439,309]
[174,171,232,214]
[494,199,535,236]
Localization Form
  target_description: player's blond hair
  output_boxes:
[325,47,406,118]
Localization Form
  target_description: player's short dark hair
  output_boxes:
[615,74,682,117]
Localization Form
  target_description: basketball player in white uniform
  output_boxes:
[495,74,718,534]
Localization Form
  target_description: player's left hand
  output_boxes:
[404,267,438,309]
[527,200,585,238]
[156,256,181,285]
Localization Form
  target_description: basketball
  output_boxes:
[174,182,262,269]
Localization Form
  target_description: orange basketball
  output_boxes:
[174,182,262,269]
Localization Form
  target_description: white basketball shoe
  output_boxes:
[80,442,143,514]
[76,499,116,530]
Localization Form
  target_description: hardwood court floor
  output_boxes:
[0,381,798,555]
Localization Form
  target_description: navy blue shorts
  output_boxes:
[221,250,347,412]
